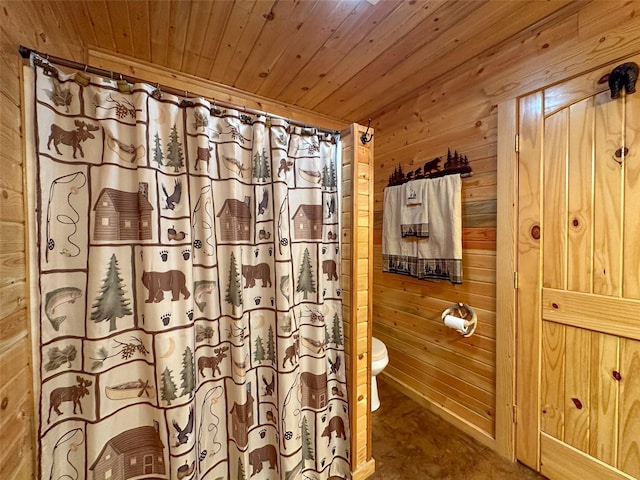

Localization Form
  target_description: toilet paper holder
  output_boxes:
[441,302,477,337]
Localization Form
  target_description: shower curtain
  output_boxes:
[25,57,350,480]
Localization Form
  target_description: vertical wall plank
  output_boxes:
[541,320,565,438]
[564,326,591,451]
[543,109,568,290]
[0,48,34,478]
[567,98,594,293]
[593,91,623,296]
[495,98,516,460]
[341,124,375,479]
[623,92,640,299]
[589,332,619,465]
[618,338,640,479]
[516,91,543,470]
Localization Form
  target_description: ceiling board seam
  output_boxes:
[273,0,380,101]
[358,0,588,122]
[304,0,470,113]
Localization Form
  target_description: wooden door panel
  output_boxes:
[567,98,595,293]
[540,433,636,480]
[518,56,640,480]
[541,320,565,437]
[593,90,624,296]
[543,54,640,118]
[618,339,640,479]
[516,92,543,470]
[623,92,640,299]
[564,325,591,451]
[542,110,568,290]
[542,288,640,341]
[589,332,619,465]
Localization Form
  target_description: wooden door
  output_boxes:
[516,56,640,480]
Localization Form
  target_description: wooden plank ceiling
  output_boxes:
[12,0,578,122]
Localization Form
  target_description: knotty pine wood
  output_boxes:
[517,57,640,480]
[515,92,543,471]
[2,1,640,475]
[2,1,603,122]
[582,92,625,296]
[0,24,34,478]
[540,433,636,480]
[341,124,375,475]
[564,326,591,452]
[618,339,640,479]
[540,321,565,439]
[371,1,640,462]
[88,48,349,132]
[542,289,640,341]
[590,333,619,466]
[623,92,640,299]
[495,98,517,460]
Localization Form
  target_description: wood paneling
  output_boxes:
[341,124,375,477]
[0,15,34,479]
[371,0,640,463]
[623,90,640,299]
[3,1,589,123]
[540,433,636,480]
[518,54,640,480]
[542,289,640,341]
[2,1,640,477]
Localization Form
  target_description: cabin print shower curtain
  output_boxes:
[25,58,350,480]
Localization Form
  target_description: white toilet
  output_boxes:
[371,337,389,411]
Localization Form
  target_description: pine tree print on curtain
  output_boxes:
[25,58,350,480]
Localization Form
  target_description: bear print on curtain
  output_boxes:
[25,56,350,480]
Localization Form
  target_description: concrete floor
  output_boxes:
[370,378,546,479]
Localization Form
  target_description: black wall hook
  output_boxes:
[360,119,374,145]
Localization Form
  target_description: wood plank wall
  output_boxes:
[341,125,375,479]
[370,0,640,449]
[0,27,36,480]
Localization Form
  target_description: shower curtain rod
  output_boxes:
[19,45,340,136]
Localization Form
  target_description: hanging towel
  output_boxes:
[414,174,463,283]
[382,185,416,275]
[400,179,429,237]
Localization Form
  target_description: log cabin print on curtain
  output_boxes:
[25,57,349,480]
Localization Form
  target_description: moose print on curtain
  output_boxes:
[25,57,349,480]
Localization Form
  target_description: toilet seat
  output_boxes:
[370,336,389,412]
[372,337,387,362]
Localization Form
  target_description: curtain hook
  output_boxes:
[75,64,91,87]
[360,119,373,145]
[151,83,162,100]
[117,73,131,93]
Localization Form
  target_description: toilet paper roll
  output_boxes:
[444,314,469,333]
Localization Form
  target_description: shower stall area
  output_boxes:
[22,51,374,480]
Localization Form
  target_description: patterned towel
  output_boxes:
[415,174,463,283]
[383,175,462,284]
[400,179,429,237]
